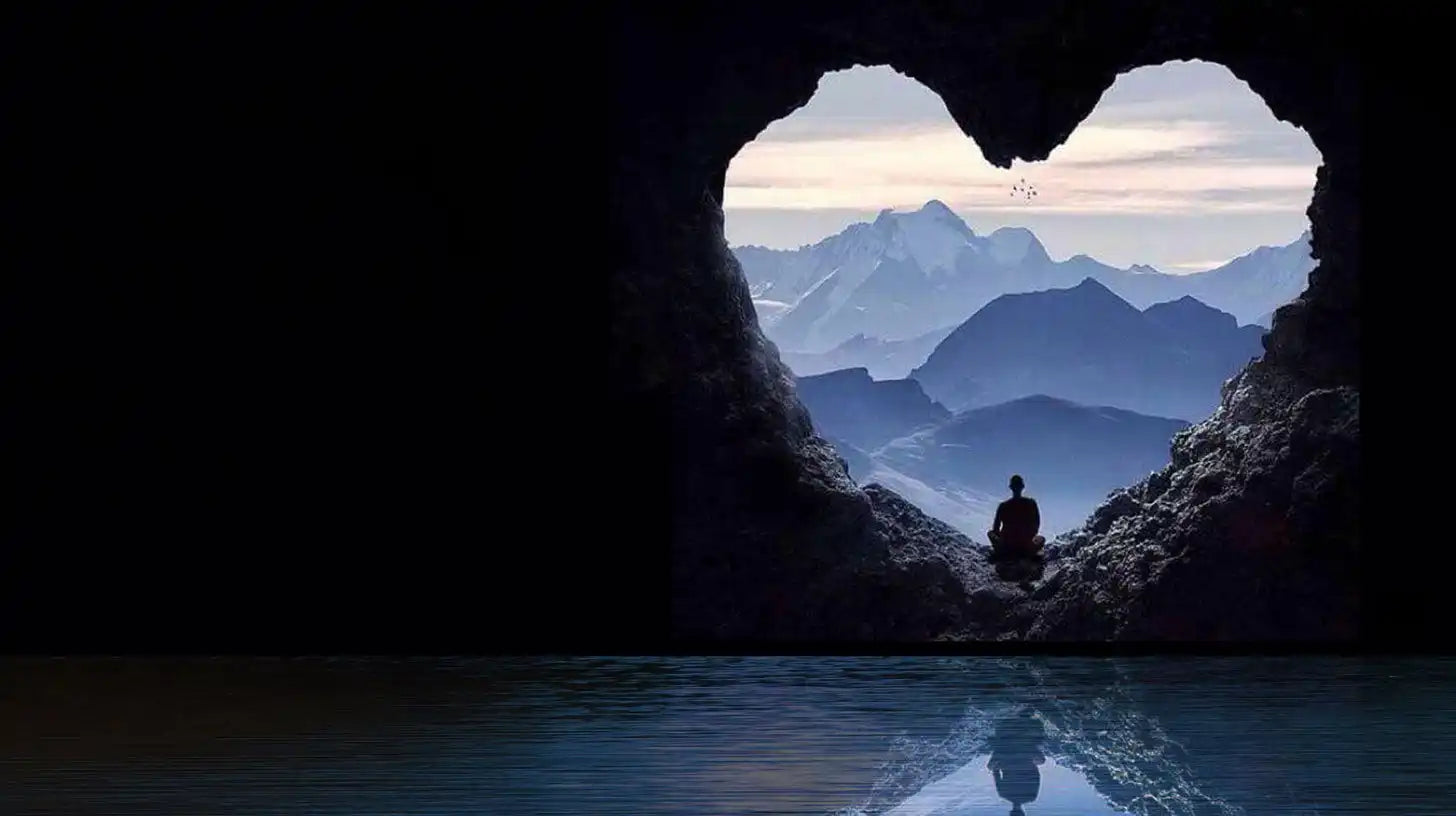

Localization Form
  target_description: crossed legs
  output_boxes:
[988,530,1045,559]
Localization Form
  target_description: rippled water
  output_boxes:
[1,657,1451,815]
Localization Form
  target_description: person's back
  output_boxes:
[989,474,1043,560]
[997,496,1039,547]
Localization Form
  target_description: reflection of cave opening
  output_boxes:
[724,61,1321,546]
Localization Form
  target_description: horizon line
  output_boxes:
[727,199,1310,274]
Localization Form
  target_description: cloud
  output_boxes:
[1166,259,1235,272]
[1039,121,1228,164]
[724,186,1311,215]
[732,121,1233,178]
[724,120,1316,216]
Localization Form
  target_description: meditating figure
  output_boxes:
[988,474,1044,561]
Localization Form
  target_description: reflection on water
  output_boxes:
[886,754,1130,816]
[0,657,1451,815]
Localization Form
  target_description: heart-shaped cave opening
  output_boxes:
[724,60,1319,551]
[611,5,1360,642]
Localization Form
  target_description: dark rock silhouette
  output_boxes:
[1027,368,1360,639]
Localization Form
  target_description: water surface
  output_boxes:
[1,657,1450,814]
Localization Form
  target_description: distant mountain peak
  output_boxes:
[987,226,1050,265]
[1143,294,1231,319]
[1143,295,1239,334]
[1055,276,1143,312]
[918,199,957,217]
[732,209,1311,357]
[990,225,1034,238]
[871,201,971,232]
[903,199,973,236]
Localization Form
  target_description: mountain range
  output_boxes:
[793,370,1189,538]
[910,278,1267,421]
[779,326,956,382]
[792,367,950,452]
[736,200,1310,365]
[751,200,1290,537]
[788,278,1257,536]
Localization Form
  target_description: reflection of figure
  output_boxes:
[987,709,1047,815]
[988,475,1044,561]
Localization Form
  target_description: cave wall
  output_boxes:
[611,1,1361,639]
[0,4,1369,648]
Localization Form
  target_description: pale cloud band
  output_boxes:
[723,61,1321,270]
[725,122,1317,215]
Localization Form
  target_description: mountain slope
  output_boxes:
[1096,231,1314,325]
[875,395,1188,496]
[794,367,951,452]
[874,395,1188,537]
[910,279,1266,421]
[779,325,956,380]
[792,364,1189,538]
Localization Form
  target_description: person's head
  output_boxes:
[1009,474,1024,496]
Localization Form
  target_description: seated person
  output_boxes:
[987,474,1045,560]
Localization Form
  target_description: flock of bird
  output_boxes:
[1011,178,1038,200]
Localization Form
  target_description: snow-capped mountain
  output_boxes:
[734,201,1313,356]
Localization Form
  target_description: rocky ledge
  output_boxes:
[1026,359,1360,640]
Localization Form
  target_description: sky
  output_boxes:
[723,60,1320,273]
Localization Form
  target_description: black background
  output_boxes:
[0,4,1437,653]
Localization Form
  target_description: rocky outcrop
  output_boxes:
[1027,359,1359,639]
[670,444,997,640]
